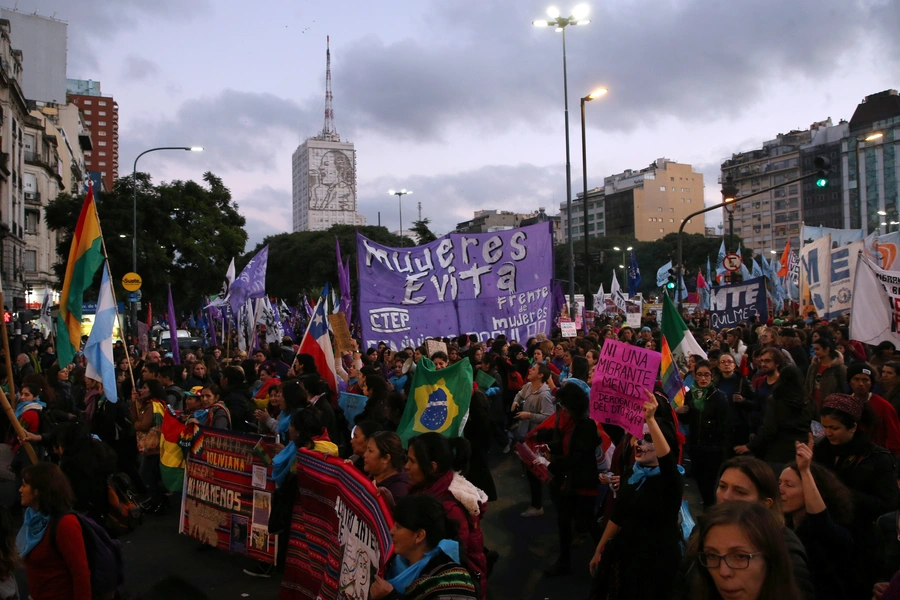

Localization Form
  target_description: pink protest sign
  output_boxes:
[590,338,661,437]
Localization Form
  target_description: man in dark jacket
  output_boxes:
[220,366,254,432]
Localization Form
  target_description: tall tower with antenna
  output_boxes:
[292,37,366,232]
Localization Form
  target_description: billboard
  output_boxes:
[307,146,355,211]
[357,222,554,349]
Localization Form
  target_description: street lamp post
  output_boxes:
[580,87,607,310]
[131,146,203,340]
[533,4,590,314]
[388,189,412,246]
[722,177,739,283]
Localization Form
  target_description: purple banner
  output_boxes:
[357,222,554,350]
[229,245,268,315]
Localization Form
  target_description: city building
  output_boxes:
[520,208,564,245]
[560,158,704,242]
[292,38,365,232]
[0,19,32,310]
[719,123,825,254]
[66,79,118,191]
[0,9,66,104]
[841,89,900,234]
[455,209,535,233]
[22,110,63,308]
[799,119,848,232]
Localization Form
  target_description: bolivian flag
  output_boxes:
[57,185,105,366]
[397,357,473,447]
[155,401,187,492]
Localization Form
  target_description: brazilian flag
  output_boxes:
[397,357,473,447]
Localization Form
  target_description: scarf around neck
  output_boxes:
[691,386,712,412]
[16,507,51,557]
[15,398,46,419]
[387,539,460,594]
[628,460,685,490]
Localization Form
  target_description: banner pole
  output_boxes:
[0,291,38,464]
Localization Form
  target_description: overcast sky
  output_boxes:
[9,0,900,250]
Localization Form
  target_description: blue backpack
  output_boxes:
[50,512,125,596]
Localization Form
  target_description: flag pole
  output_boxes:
[94,200,137,395]
[0,291,38,464]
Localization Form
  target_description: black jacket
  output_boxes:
[684,386,730,451]
[222,383,253,432]
[747,385,816,463]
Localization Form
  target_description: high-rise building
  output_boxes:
[292,38,365,232]
[720,124,822,254]
[66,79,118,191]
[455,209,542,233]
[560,158,704,242]
[0,9,66,104]
[800,119,847,232]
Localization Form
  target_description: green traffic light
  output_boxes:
[816,177,828,188]
[666,282,675,289]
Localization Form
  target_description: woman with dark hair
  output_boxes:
[531,382,600,576]
[130,378,169,512]
[364,431,410,506]
[255,381,306,437]
[47,363,74,415]
[349,420,382,472]
[814,392,897,594]
[293,353,318,377]
[359,375,389,426]
[804,336,846,409]
[677,360,729,508]
[589,390,683,599]
[689,502,800,600]
[463,391,497,503]
[714,352,755,450]
[736,365,815,466]
[779,435,855,600]
[17,462,91,599]
[370,495,477,600]
[296,374,338,442]
[406,433,488,599]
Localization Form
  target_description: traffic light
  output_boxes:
[666,268,677,290]
[814,156,831,188]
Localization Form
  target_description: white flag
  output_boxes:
[656,261,673,288]
[594,284,605,314]
[39,290,52,329]
[610,272,627,312]
[850,257,900,347]
[208,258,236,307]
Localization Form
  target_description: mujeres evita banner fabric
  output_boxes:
[357,222,554,349]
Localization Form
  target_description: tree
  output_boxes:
[410,218,438,244]
[45,172,247,312]
[240,224,405,303]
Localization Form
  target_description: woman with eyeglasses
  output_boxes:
[689,501,800,600]
[714,352,756,451]
[589,389,684,599]
[677,360,730,508]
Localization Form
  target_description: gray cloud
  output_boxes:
[358,163,565,236]
[120,89,319,174]
[233,185,292,252]
[6,0,208,72]
[120,55,160,81]
[333,0,899,141]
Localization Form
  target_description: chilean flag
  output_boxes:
[298,287,338,395]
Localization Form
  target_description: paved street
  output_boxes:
[7,450,699,599]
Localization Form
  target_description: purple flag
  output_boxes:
[336,237,353,327]
[166,284,181,364]
[206,299,219,348]
[357,222,554,349]
[228,245,269,315]
[279,300,295,342]
[552,280,566,323]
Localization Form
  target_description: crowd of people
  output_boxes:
[0,306,898,599]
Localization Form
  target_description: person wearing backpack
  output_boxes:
[17,462,92,599]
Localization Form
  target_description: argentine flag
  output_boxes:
[84,265,118,403]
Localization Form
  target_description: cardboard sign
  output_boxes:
[560,321,577,337]
[328,312,353,354]
[424,339,448,358]
[589,339,661,437]
[179,428,280,564]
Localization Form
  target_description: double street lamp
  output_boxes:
[388,189,413,246]
[533,4,590,314]
[131,146,203,339]
[580,87,607,309]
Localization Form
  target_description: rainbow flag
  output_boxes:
[660,336,686,407]
[57,185,105,366]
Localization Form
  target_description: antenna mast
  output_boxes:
[418,201,422,221]
[321,35,339,142]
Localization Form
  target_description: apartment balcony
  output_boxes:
[24,191,40,206]
[23,150,52,171]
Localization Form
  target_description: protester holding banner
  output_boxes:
[370,495,477,600]
[589,389,683,600]
[677,361,730,508]
[406,433,488,599]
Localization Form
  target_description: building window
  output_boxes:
[84,121,91,126]
[672,187,676,192]
[687,198,691,203]
[670,208,674,212]
[659,228,664,233]
[670,177,675,182]
[98,161,106,166]
[84,100,92,105]
[24,250,36,271]
[685,188,690,192]
[99,151,106,156]
[669,218,674,223]
[99,141,107,146]
[660,186,666,192]
[98,121,106,126]
[24,210,39,233]
[99,101,106,106]
[84,110,91,115]
[98,111,106,116]
[98,131,106,136]
[101,171,107,176]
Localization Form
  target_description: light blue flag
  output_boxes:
[760,254,771,279]
[706,256,712,286]
[83,265,118,403]
[751,259,763,279]
[715,240,726,279]
[656,260,673,288]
